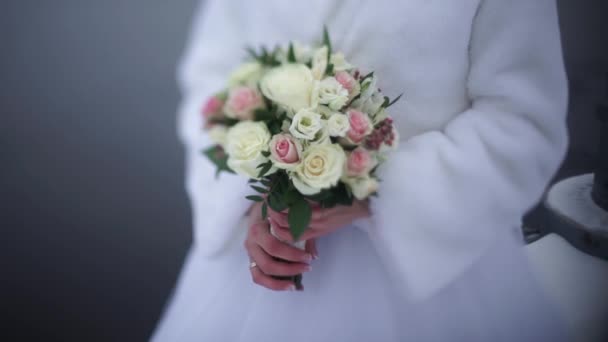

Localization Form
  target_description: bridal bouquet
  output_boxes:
[202,28,401,241]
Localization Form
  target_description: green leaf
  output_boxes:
[246,195,264,202]
[251,185,269,194]
[325,63,334,76]
[287,42,296,63]
[382,96,390,108]
[360,71,374,82]
[288,199,312,241]
[305,189,332,201]
[268,192,288,212]
[386,93,404,108]
[261,202,268,220]
[256,161,268,169]
[254,109,275,122]
[257,162,273,178]
[202,145,234,177]
[283,189,302,206]
[261,151,271,157]
[322,25,332,57]
[245,46,259,60]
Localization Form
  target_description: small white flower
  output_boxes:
[308,123,332,146]
[318,77,349,111]
[330,52,353,71]
[311,46,328,80]
[289,109,323,140]
[315,105,335,119]
[327,113,350,137]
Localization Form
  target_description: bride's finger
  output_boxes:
[305,239,319,259]
[249,265,296,291]
[249,244,311,277]
[268,210,288,227]
[268,218,294,242]
[259,221,313,262]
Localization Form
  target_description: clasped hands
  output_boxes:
[244,200,370,291]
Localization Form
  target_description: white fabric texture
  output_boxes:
[153,0,569,340]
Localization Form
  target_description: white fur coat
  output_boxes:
[177,0,567,301]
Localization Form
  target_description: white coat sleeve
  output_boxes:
[367,0,568,301]
[178,0,252,256]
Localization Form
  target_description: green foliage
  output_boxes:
[323,26,333,75]
[202,145,234,178]
[246,195,264,202]
[382,93,404,109]
[305,182,353,208]
[254,108,276,122]
[256,161,273,178]
[288,198,312,241]
[245,45,281,67]
[250,185,268,194]
[287,42,296,63]
[207,117,240,127]
[261,202,268,220]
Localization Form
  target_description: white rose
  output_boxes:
[327,113,350,137]
[291,144,346,195]
[318,77,349,111]
[226,121,275,179]
[344,176,379,200]
[330,52,353,71]
[208,125,228,147]
[289,109,323,140]
[311,46,328,80]
[228,62,263,87]
[260,64,317,112]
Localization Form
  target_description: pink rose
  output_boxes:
[269,134,302,169]
[346,109,373,144]
[346,147,376,177]
[224,87,264,120]
[335,71,357,94]
[202,96,224,119]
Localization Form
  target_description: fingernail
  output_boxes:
[286,285,296,291]
[304,265,312,272]
[302,254,312,262]
[312,253,319,260]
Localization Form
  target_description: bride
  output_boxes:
[152,0,569,341]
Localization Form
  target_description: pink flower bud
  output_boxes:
[346,109,372,144]
[202,96,224,119]
[335,71,357,94]
[346,147,376,177]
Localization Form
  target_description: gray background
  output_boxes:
[1,1,606,341]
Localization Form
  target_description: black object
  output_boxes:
[591,96,608,211]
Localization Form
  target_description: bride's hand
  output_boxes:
[244,202,313,291]
[268,200,371,245]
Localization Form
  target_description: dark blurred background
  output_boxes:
[1,1,607,341]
